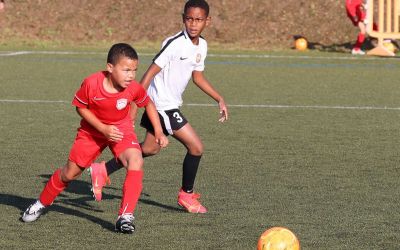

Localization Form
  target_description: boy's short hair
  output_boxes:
[184,0,209,17]
[107,43,138,65]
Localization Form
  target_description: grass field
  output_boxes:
[0,50,400,249]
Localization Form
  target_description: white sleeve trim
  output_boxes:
[74,95,88,105]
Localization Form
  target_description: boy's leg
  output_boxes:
[118,148,144,216]
[40,161,83,204]
[173,123,207,213]
[102,131,161,180]
[173,123,203,193]
[354,22,366,50]
[89,109,165,201]
[89,130,160,201]
[105,158,123,175]
[141,130,163,157]
[140,109,166,157]
[115,148,144,233]
[22,161,83,222]
[89,161,111,201]
[352,33,366,54]
[352,6,367,54]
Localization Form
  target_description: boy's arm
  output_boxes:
[144,100,169,148]
[130,103,138,127]
[76,107,123,141]
[140,63,162,90]
[192,70,228,122]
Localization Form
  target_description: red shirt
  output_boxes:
[346,0,365,24]
[72,71,149,133]
[346,0,363,13]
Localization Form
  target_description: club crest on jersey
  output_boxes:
[196,53,201,63]
[116,98,128,110]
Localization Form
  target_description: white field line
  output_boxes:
[1,99,400,111]
[0,51,105,56]
[0,50,395,61]
[186,103,400,110]
[0,99,67,103]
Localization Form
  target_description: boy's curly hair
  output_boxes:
[184,0,209,17]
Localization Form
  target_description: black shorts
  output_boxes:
[140,109,188,135]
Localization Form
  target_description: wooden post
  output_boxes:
[367,0,400,56]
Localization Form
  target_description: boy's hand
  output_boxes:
[155,133,169,148]
[218,99,228,122]
[102,125,124,141]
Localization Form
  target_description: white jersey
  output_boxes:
[147,30,207,110]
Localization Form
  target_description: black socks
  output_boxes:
[182,153,202,193]
[105,152,202,194]
[105,158,123,176]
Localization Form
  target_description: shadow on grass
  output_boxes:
[0,173,184,232]
[40,174,183,212]
[139,193,184,213]
[307,41,353,53]
[292,35,381,54]
[0,193,116,232]
[39,174,120,211]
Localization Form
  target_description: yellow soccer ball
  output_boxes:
[295,38,308,51]
[383,41,396,53]
[257,227,300,250]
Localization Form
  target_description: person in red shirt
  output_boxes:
[346,0,377,55]
[21,43,168,234]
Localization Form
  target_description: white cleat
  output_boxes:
[21,200,46,222]
[115,213,135,234]
[351,48,366,55]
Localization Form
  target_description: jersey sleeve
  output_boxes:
[194,41,207,71]
[72,79,90,108]
[132,84,150,108]
[194,53,206,71]
[153,39,175,69]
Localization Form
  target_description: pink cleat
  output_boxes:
[88,161,110,201]
[177,189,207,214]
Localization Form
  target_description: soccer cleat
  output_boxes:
[21,200,46,222]
[88,161,110,201]
[115,213,135,234]
[177,189,207,214]
[351,48,365,55]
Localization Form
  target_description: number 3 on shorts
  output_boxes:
[173,112,183,123]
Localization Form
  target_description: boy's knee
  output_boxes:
[142,145,161,156]
[189,144,204,156]
[60,169,75,183]
[126,157,144,171]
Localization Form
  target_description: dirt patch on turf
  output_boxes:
[0,0,361,51]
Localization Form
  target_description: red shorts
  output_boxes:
[346,1,366,26]
[68,124,141,168]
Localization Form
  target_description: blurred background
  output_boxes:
[0,0,358,50]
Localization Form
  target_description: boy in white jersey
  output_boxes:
[89,0,228,213]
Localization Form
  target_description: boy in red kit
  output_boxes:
[346,0,374,55]
[21,43,168,234]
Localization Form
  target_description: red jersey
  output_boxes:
[346,0,365,25]
[72,71,149,134]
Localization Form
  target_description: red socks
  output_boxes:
[38,168,143,216]
[39,168,68,206]
[118,170,143,215]
[354,33,365,49]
